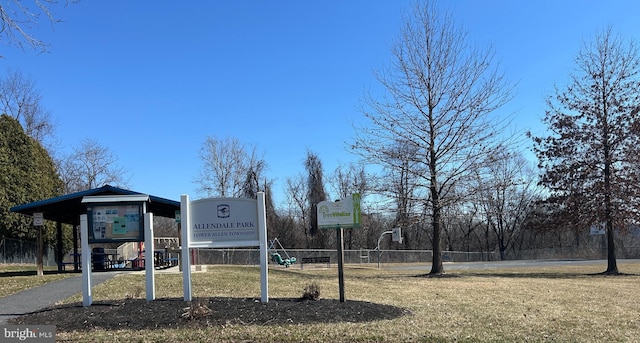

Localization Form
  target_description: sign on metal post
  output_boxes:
[317,193,361,229]
[316,193,361,303]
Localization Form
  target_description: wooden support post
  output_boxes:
[37,225,43,276]
[56,221,63,272]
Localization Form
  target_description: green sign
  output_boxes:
[317,193,361,229]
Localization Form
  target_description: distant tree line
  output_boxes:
[2,2,640,277]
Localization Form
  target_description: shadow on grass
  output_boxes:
[0,269,138,278]
[0,270,69,278]
[414,271,638,279]
[10,297,411,331]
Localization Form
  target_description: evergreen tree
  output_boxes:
[0,114,63,242]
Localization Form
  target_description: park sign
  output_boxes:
[188,197,260,248]
[180,194,269,303]
[317,193,362,229]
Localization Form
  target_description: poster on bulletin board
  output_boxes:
[87,203,144,243]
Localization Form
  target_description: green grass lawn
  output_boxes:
[0,264,73,297]
[41,261,640,342]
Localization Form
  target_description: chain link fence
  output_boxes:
[190,248,499,265]
[0,237,56,265]
[188,246,640,266]
[3,235,637,267]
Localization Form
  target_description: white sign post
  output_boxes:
[181,192,268,303]
[317,193,361,303]
[144,212,155,301]
[180,195,192,301]
[80,214,92,307]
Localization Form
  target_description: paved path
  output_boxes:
[0,271,125,325]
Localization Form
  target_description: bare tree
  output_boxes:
[153,216,178,238]
[306,150,327,237]
[353,2,513,274]
[195,136,267,198]
[285,174,311,248]
[58,138,130,193]
[530,27,640,274]
[329,163,369,199]
[0,0,76,53]
[328,163,370,249]
[240,154,268,199]
[475,150,539,260]
[382,139,426,249]
[0,69,56,147]
[305,150,335,249]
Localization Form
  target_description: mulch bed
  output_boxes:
[10,297,410,331]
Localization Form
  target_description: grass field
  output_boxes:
[5,262,640,342]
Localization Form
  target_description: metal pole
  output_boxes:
[376,230,392,269]
[337,227,345,303]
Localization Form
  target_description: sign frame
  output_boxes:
[181,193,269,303]
[317,193,362,229]
[82,195,149,244]
[188,197,260,248]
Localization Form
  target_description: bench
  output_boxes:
[300,256,330,270]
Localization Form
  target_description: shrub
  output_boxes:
[301,282,321,301]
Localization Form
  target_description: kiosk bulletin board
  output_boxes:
[87,203,144,243]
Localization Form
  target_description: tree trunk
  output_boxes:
[605,225,618,274]
[429,171,444,274]
[603,131,618,274]
[498,238,506,261]
[430,209,443,274]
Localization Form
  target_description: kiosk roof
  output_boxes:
[10,185,180,225]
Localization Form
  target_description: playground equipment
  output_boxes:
[375,228,403,268]
[268,238,297,267]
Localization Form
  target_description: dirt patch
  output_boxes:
[10,297,409,331]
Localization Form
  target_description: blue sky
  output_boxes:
[3,1,639,205]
